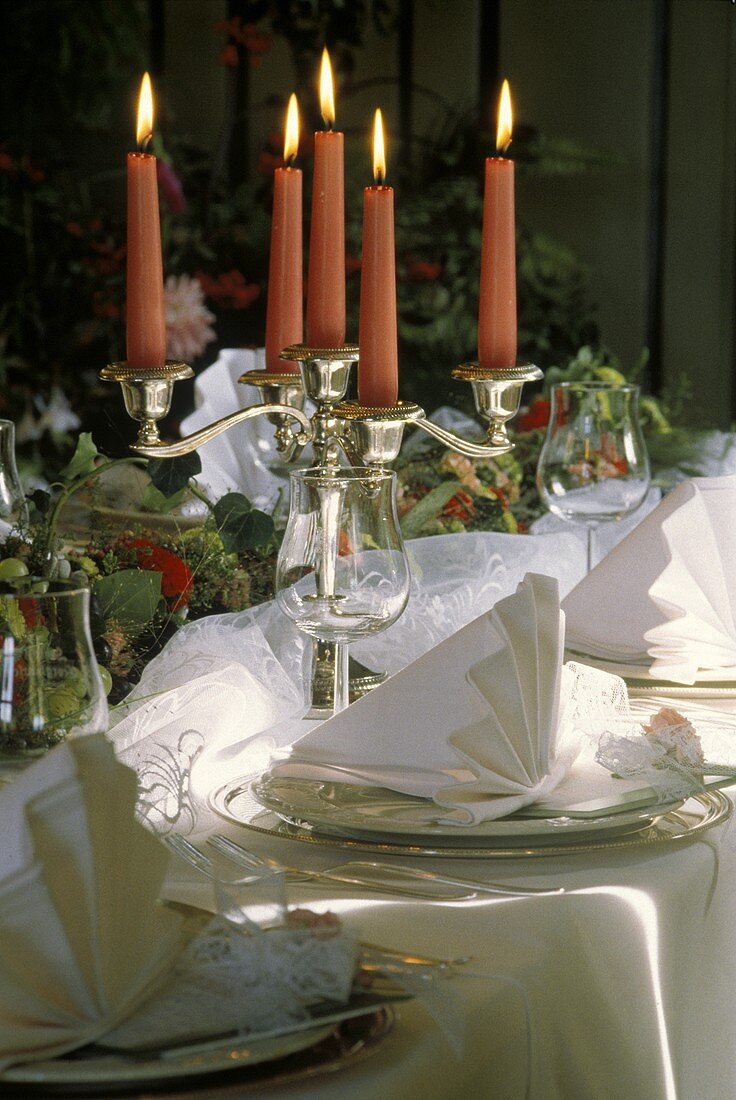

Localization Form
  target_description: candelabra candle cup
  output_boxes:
[536,381,651,573]
[100,361,194,449]
[275,467,410,714]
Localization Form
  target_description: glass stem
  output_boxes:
[586,526,594,574]
[334,642,350,714]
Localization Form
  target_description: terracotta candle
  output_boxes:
[126,73,167,370]
[478,79,517,370]
[306,48,345,348]
[265,94,302,372]
[358,109,398,407]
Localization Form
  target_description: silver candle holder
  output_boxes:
[102,349,540,714]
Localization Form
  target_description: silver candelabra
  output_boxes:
[102,346,541,714]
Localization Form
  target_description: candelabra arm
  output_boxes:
[130,403,313,458]
[412,418,513,458]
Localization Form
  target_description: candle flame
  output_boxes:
[319,47,335,127]
[284,93,299,163]
[136,72,155,149]
[373,108,386,184]
[496,79,513,154]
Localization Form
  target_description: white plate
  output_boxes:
[211,782,732,860]
[0,1024,335,1088]
[248,767,736,848]
[249,776,684,847]
[566,652,736,692]
[0,999,397,1091]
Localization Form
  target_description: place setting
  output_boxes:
[213,572,736,860]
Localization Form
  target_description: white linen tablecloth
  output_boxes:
[159,742,736,1100]
[106,532,736,1100]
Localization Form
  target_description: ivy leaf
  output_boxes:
[29,490,51,516]
[147,452,202,497]
[93,570,162,631]
[59,433,100,482]
[400,481,462,538]
[141,484,187,514]
[213,492,275,552]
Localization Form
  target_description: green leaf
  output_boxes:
[213,493,275,552]
[30,490,51,516]
[59,433,100,482]
[147,452,202,497]
[93,570,162,630]
[141,484,187,514]
[400,481,463,539]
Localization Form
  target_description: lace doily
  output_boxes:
[103,917,358,1052]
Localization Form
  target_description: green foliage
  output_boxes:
[147,452,203,497]
[213,492,275,553]
[400,481,463,538]
[59,433,100,482]
[140,485,187,513]
[93,570,163,632]
[0,1,147,154]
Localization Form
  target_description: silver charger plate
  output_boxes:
[0,1009,394,1094]
[248,775,690,845]
[210,778,732,859]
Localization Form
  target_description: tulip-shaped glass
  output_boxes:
[0,578,109,782]
[536,382,651,572]
[276,468,410,714]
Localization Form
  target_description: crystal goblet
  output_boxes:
[276,467,410,714]
[536,381,651,573]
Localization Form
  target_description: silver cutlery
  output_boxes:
[167,834,475,900]
[208,833,564,899]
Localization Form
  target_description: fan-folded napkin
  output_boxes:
[271,573,588,824]
[0,734,184,1069]
[563,475,736,683]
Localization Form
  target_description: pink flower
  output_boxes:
[157,160,187,214]
[164,275,216,362]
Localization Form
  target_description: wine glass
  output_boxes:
[0,577,109,783]
[0,419,29,535]
[276,467,410,714]
[536,381,651,573]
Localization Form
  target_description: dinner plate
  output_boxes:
[566,652,736,696]
[0,1008,393,1094]
[249,775,689,847]
[211,782,732,860]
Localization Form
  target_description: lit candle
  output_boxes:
[358,109,398,407]
[306,48,345,348]
[265,94,303,373]
[126,73,167,369]
[478,79,517,370]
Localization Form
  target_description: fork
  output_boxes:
[208,833,565,899]
[167,834,476,900]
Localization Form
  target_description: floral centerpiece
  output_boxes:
[0,435,278,709]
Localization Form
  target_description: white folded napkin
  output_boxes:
[271,573,589,824]
[563,475,736,684]
[0,734,184,1069]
